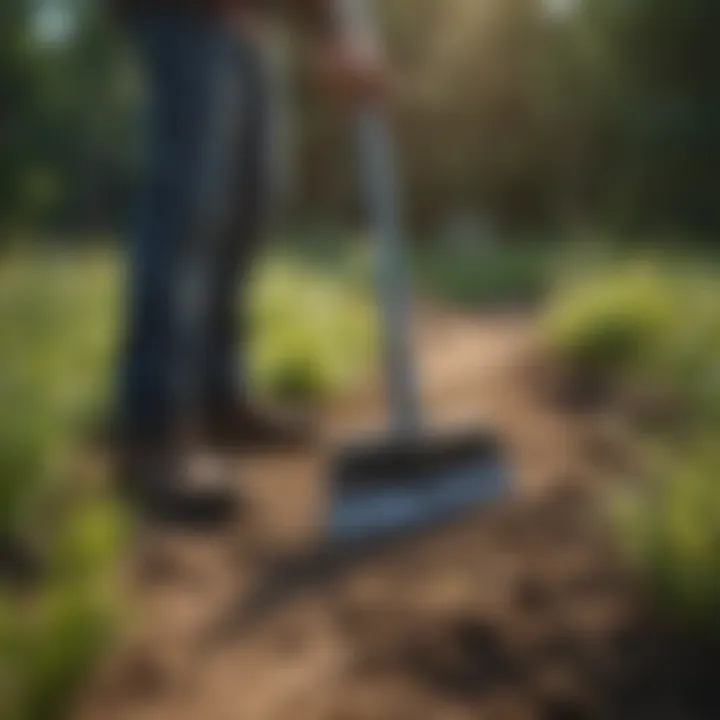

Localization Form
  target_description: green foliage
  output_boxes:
[416,243,554,309]
[0,248,374,718]
[0,252,126,720]
[251,254,376,402]
[1,1,138,238]
[541,260,681,376]
[0,253,118,537]
[581,0,720,234]
[611,441,720,636]
[543,255,720,414]
[4,0,720,240]
[1,499,127,720]
[543,253,720,637]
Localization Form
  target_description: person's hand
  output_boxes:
[311,38,388,109]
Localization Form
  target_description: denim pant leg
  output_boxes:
[201,39,274,412]
[120,12,250,439]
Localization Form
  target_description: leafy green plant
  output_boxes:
[542,258,720,417]
[250,257,377,402]
[0,253,126,720]
[545,254,720,636]
[0,498,126,720]
[611,440,720,636]
[0,254,118,538]
[541,260,682,377]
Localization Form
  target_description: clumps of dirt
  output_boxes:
[517,341,685,434]
[515,346,611,416]
[509,342,690,493]
[308,486,720,720]
[399,616,524,698]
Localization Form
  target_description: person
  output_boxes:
[113,0,384,526]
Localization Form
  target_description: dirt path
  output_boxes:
[79,311,720,720]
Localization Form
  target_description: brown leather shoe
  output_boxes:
[116,439,240,529]
[203,402,316,452]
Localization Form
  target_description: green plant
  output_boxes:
[250,257,376,402]
[0,253,126,720]
[547,254,720,636]
[541,260,682,376]
[0,254,118,537]
[416,243,554,308]
[611,440,720,636]
[0,498,126,720]
[0,247,376,717]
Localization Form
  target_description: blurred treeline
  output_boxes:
[2,0,718,242]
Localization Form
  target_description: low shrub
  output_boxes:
[541,261,681,378]
[416,243,553,309]
[250,256,376,402]
[543,253,720,639]
[611,440,720,636]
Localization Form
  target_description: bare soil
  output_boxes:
[78,311,720,720]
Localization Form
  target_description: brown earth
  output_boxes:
[78,311,720,720]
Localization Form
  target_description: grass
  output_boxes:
[0,250,126,720]
[0,245,377,719]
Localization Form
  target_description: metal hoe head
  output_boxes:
[329,429,508,543]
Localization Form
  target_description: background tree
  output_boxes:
[1,0,717,243]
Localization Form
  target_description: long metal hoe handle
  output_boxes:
[333,0,423,435]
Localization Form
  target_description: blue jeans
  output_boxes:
[120,10,272,439]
